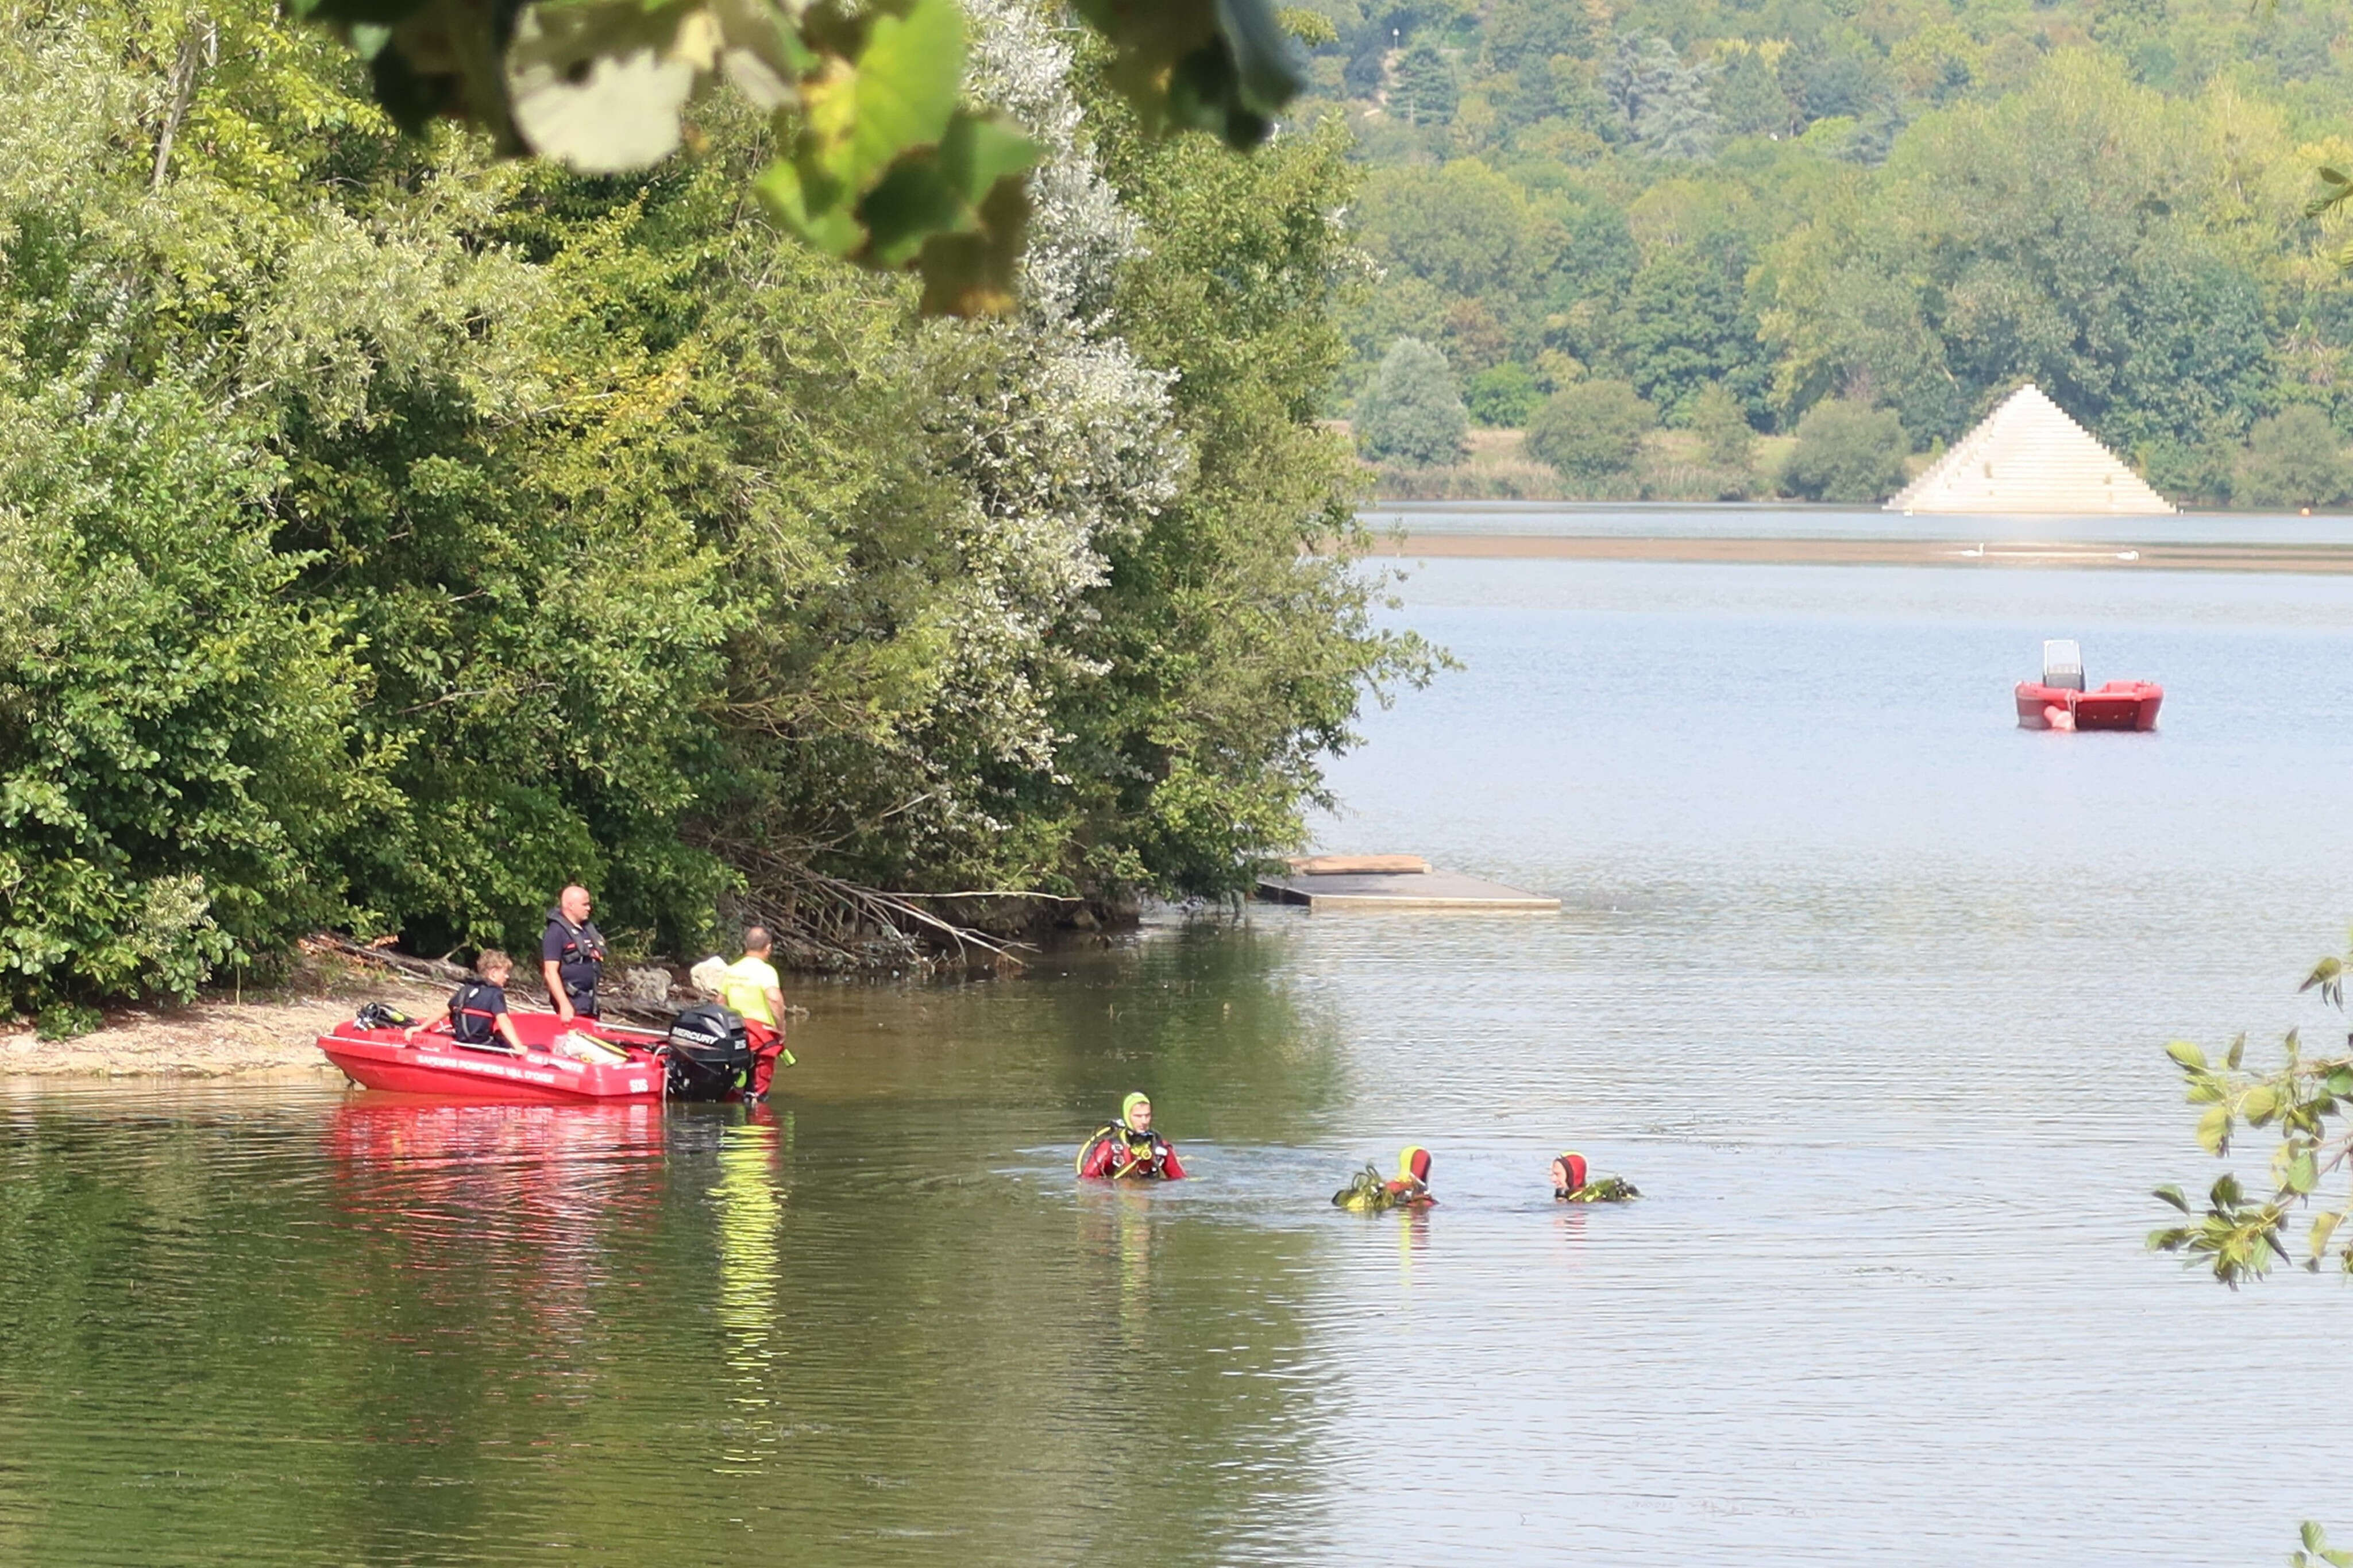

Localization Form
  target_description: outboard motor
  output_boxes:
[664,1002,751,1100]
[2042,639,2084,692]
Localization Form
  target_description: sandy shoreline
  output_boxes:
[1363,534,2353,573]
[0,975,454,1081]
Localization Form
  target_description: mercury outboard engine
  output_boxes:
[664,1003,752,1100]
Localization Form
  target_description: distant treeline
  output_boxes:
[0,0,1430,1017]
[1302,0,2353,505]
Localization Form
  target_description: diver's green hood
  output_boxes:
[1398,1145,1431,1183]
[1121,1091,1151,1130]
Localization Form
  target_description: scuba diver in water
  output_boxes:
[1077,1093,1187,1180]
[1552,1150,1639,1203]
[1333,1146,1437,1211]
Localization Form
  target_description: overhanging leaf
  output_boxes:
[2196,1103,2231,1156]
[860,111,1039,266]
[913,175,1029,316]
[507,1,701,173]
[799,0,966,199]
[1068,0,1304,149]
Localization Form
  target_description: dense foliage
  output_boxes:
[1355,337,1468,463]
[1525,379,1653,483]
[1301,0,2353,500]
[1777,399,1907,502]
[0,0,1426,1012]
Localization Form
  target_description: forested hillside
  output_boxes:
[0,0,1428,1018]
[1307,0,2353,503]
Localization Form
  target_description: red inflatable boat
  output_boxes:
[317,1008,672,1103]
[2015,640,2162,731]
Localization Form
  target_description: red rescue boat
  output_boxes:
[317,1007,671,1103]
[2015,639,2162,732]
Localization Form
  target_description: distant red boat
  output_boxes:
[318,1007,671,1103]
[2015,639,2162,731]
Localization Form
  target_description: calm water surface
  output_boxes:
[1365,497,2353,544]
[7,559,2353,1564]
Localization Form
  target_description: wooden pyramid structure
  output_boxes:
[1885,384,2175,515]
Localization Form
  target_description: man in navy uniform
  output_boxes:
[541,883,608,1022]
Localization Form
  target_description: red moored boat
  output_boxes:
[2015,639,2162,732]
[317,1007,671,1103]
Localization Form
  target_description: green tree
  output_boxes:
[1356,338,1469,464]
[1483,0,1588,69]
[1465,361,1541,427]
[1762,56,2279,449]
[2234,407,2353,509]
[0,382,375,1012]
[1690,380,1757,473]
[1356,160,1550,304]
[1601,36,1719,161]
[1526,379,1655,482]
[1777,399,1907,501]
[1075,101,1439,894]
[1714,48,1796,138]
[0,0,1428,999]
[1613,238,1768,425]
[2150,945,2353,1287]
[1391,41,1459,125]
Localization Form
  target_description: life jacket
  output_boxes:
[546,913,607,995]
[448,982,503,1046]
[1079,1123,1175,1179]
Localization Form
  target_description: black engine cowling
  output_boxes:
[664,1002,751,1100]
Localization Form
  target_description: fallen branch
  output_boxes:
[681,829,1064,972]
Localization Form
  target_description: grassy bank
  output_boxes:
[1362,428,1803,503]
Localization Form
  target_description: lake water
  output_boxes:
[9,559,2353,1564]
[1366,497,2353,546]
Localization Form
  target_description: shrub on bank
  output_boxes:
[1465,362,1541,428]
[2235,407,2353,509]
[1526,380,1656,483]
[1777,399,1909,502]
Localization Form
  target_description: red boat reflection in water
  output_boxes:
[322,1098,672,1342]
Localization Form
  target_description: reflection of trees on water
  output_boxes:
[792,918,1353,1143]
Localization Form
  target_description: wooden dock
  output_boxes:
[1256,859,1560,912]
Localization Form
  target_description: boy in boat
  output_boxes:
[414,950,527,1052]
[716,926,795,1099]
[1077,1093,1187,1180]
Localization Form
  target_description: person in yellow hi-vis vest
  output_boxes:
[718,926,794,1099]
